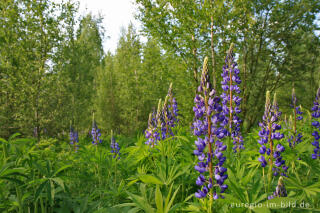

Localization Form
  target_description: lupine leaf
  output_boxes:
[155,185,163,213]
[139,175,163,185]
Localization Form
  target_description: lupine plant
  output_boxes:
[192,57,228,200]
[69,126,79,152]
[220,44,243,153]
[91,120,102,145]
[288,88,303,148]
[311,87,320,159]
[258,92,288,179]
[110,131,120,159]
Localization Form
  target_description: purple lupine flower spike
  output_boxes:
[192,57,228,200]
[69,126,79,152]
[258,92,287,177]
[288,88,303,148]
[311,87,320,159]
[166,83,179,128]
[220,44,244,153]
[145,85,179,147]
[145,100,162,147]
[91,120,102,145]
[110,130,120,159]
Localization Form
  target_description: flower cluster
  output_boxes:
[311,88,320,159]
[69,126,79,152]
[288,88,303,148]
[268,176,287,200]
[110,135,120,159]
[220,45,243,152]
[193,57,228,199]
[258,92,287,177]
[91,121,102,145]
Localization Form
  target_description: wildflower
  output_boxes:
[145,84,180,147]
[311,87,320,159]
[110,132,120,159]
[220,44,243,152]
[91,120,102,145]
[258,92,287,177]
[145,101,162,147]
[167,83,179,126]
[69,126,79,152]
[192,57,228,200]
[288,88,303,148]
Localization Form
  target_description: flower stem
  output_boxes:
[205,95,213,200]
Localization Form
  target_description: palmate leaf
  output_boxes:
[157,161,186,186]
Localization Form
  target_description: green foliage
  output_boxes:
[135,0,320,131]
[0,121,319,212]
[1,0,320,212]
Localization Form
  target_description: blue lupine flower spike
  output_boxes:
[192,57,228,200]
[91,120,102,145]
[258,92,288,177]
[288,88,303,148]
[110,130,120,159]
[311,87,320,159]
[69,126,79,152]
[220,43,243,153]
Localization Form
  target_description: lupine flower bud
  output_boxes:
[268,176,287,199]
[156,99,162,128]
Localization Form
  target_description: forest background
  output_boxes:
[1,0,320,139]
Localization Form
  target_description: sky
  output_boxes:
[77,0,141,53]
